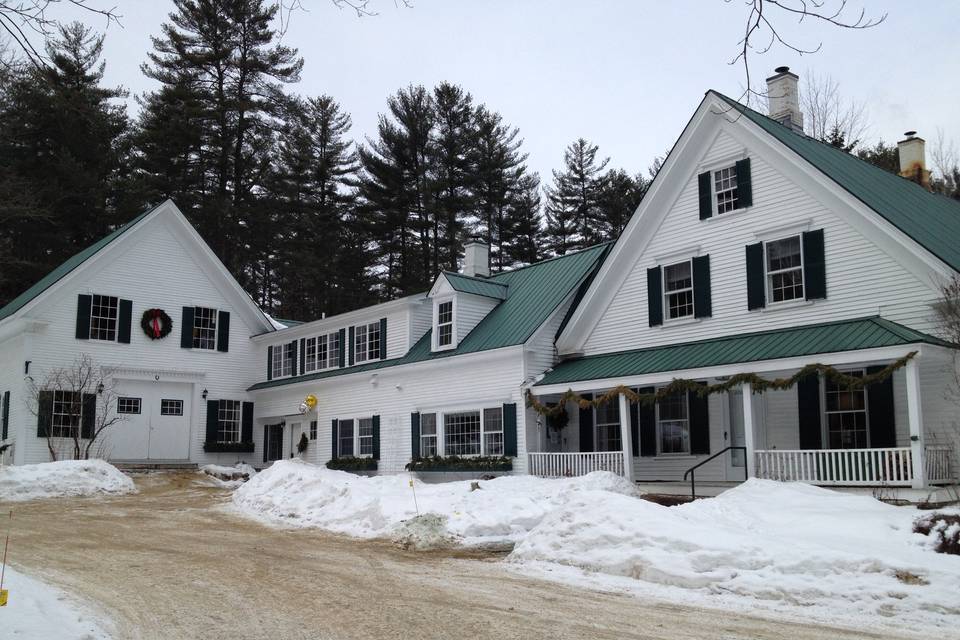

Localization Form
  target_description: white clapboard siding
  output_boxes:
[10,214,268,466]
[582,130,942,357]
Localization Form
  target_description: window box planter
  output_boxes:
[405,455,513,473]
[203,441,255,453]
[326,456,378,471]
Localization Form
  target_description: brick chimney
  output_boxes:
[462,238,489,278]
[766,66,804,134]
[897,131,931,189]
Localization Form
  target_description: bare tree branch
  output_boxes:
[0,0,122,67]
[725,0,886,107]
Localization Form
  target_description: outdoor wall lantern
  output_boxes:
[97,382,105,395]
[202,388,209,400]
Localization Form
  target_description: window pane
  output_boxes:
[358,417,374,456]
[117,397,141,414]
[328,332,340,368]
[444,411,481,456]
[421,413,437,436]
[160,399,183,416]
[90,294,119,341]
[217,400,241,443]
[657,392,690,454]
[664,262,692,291]
[714,165,739,214]
[594,401,621,452]
[52,390,82,438]
[339,419,354,456]
[767,236,802,271]
[193,307,218,350]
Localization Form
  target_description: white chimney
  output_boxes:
[462,238,489,278]
[766,66,804,134]
[897,131,931,189]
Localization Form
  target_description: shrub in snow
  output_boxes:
[0,459,135,501]
[914,512,960,555]
[326,456,377,471]
[392,514,458,550]
[405,455,512,472]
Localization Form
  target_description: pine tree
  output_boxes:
[856,140,900,175]
[0,22,129,307]
[543,138,609,255]
[502,173,543,267]
[598,168,647,238]
[357,85,436,299]
[140,0,303,294]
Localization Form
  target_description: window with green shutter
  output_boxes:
[698,159,753,219]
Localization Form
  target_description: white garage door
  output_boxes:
[106,380,192,461]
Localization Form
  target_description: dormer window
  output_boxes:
[354,321,381,363]
[438,301,454,347]
[433,298,456,351]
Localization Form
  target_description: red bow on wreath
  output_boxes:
[150,308,162,338]
[140,308,172,340]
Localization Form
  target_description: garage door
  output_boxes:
[106,381,192,461]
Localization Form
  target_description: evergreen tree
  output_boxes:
[598,168,647,238]
[502,173,543,267]
[856,140,900,175]
[0,22,129,307]
[543,138,609,255]
[357,85,435,299]
[140,0,303,294]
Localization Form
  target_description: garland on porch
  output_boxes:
[526,351,917,421]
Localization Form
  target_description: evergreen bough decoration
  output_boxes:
[527,351,917,419]
[140,308,173,340]
[327,456,377,471]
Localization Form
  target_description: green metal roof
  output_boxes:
[441,272,508,300]
[248,243,611,391]
[535,317,951,386]
[714,91,960,272]
[0,202,163,323]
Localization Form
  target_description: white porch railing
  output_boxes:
[755,446,954,486]
[528,451,624,478]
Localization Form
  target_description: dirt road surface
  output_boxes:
[3,473,903,640]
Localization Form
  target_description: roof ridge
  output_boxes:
[443,271,509,287]
[487,241,614,280]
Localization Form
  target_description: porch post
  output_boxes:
[618,392,634,482]
[741,382,756,479]
[905,356,927,489]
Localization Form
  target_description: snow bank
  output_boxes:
[0,459,135,502]
[0,567,112,639]
[200,463,258,488]
[232,459,636,546]
[509,479,960,631]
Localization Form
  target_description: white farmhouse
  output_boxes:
[1,68,958,499]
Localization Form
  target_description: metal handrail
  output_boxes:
[682,446,747,499]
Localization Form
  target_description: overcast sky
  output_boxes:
[54,0,960,182]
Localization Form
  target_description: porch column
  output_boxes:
[618,392,634,482]
[741,382,756,478]
[905,356,927,489]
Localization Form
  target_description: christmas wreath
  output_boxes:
[141,308,173,340]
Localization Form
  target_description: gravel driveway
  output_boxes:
[3,472,902,640]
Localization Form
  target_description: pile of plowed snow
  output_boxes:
[232,459,635,546]
[0,459,135,501]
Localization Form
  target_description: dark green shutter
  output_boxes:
[117,299,133,344]
[309,420,317,440]
[692,255,712,319]
[338,329,346,367]
[410,412,421,459]
[697,171,713,220]
[578,393,594,453]
[266,346,274,381]
[217,311,230,352]
[80,393,96,439]
[745,242,766,310]
[379,318,387,359]
[75,295,92,340]
[503,403,517,457]
[180,307,194,348]
[735,158,752,208]
[288,340,297,373]
[263,425,269,463]
[866,365,896,448]
[205,399,219,444]
[2,390,9,440]
[629,396,639,457]
[348,326,355,366]
[241,401,254,444]
[372,415,381,460]
[647,267,663,327]
[638,387,656,457]
[688,384,709,455]
[802,229,826,300]
[331,418,339,459]
[299,338,306,375]
[37,390,53,437]
[797,376,822,449]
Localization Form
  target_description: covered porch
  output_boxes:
[528,318,958,491]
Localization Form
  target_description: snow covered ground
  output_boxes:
[234,460,960,634]
[0,459,135,502]
[0,566,112,639]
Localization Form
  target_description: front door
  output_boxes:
[725,390,747,480]
[263,423,284,464]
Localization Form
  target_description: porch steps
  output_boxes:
[113,462,198,472]
[635,481,738,498]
